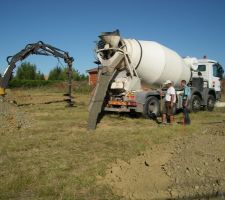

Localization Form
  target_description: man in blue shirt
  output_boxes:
[181,80,191,125]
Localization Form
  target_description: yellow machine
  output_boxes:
[0,87,5,96]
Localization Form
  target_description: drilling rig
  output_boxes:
[0,41,74,106]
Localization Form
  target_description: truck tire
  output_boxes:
[207,95,215,111]
[144,96,160,118]
[190,95,201,112]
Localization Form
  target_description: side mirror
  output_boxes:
[198,71,202,76]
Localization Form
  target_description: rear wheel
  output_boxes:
[207,95,215,111]
[190,95,201,112]
[144,96,160,118]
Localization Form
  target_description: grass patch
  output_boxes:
[0,88,225,199]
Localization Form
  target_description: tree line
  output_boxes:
[12,62,87,81]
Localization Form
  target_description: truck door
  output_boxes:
[195,64,209,83]
[192,63,210,88]
[211,63,223,92]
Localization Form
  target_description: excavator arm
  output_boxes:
[0,41,74,105]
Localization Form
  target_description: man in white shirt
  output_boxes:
[162,80,176,124]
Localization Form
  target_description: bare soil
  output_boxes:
[100,124,225,200]
[0,98,31,132]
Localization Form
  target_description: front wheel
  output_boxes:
[190,95,201,112]
[207,95,215,111]
[144,96,160,118]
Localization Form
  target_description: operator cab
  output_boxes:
[192,59,224,97]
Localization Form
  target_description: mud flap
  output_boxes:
[87,68,116,130]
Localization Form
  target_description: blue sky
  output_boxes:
[0,0,225,75]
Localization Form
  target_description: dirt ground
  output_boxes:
[0,88,225,200]
[101,124,225,200]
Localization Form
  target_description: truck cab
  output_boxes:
[192,59,223,100]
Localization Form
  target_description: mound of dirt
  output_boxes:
[99,125,225,200]
[0,99,31,132]
[165,124,225,199]
[100,144,172,199]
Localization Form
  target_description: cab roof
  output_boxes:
[197,59,217,64]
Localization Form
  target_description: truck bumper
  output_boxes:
[104,107,131,112]
[104,99,141,113]
[104,103,144,113]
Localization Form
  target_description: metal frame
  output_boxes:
[0,41,74,106]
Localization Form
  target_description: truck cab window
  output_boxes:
[213,63,224,79]
[197,65,206,71]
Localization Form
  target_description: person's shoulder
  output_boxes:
[185,84,190,88]
[169,86,176,93]
[171,86,175,91]
[185,85,191,91]
[185,86,191,96]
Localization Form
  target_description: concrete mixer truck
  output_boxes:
[87,30,224,129]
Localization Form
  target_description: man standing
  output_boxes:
[181,80,191,125]
[162,80,176,124]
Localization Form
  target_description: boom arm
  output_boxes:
[0,41,74,98]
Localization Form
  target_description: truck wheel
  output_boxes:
[144,96,160,118]
[190,95,201,112]
[207,95,215,111]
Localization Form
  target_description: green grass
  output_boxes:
[8,80,92,95]
[0,88,225,200]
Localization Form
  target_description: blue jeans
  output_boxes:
[183,104,191,125]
